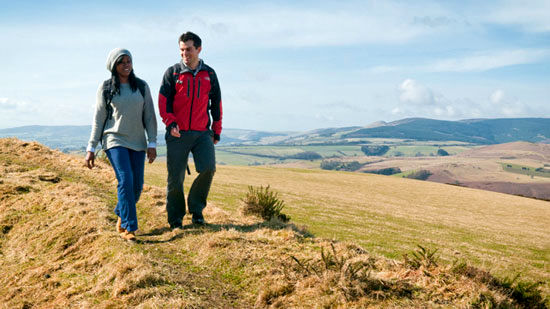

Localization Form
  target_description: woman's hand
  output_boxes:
[147,148,157,163]
[85,151,95,169]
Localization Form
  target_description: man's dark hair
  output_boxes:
[178,31,202,48]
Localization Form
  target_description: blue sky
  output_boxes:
[0,0,549,131]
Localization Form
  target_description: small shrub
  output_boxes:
[496,275,548,308]
[470,292,498,308]
[242,185,289,222]
[405,170,432,180]
[437,148,449,156]
[289,151,322,160]
[452,262,549,308]
[320,160,363,171]
[364,167,401,175]
[340,161,363,171]
[360,145,390,156]
[320,160,340,170]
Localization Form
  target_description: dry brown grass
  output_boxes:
[1,138,548,308]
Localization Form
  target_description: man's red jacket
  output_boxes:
[159,60,222,141]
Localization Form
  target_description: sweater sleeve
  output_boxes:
[87,83,108,151]
[142,83,158,146]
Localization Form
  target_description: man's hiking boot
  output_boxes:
[192,215,205,226]
[121,231,136,241]
[116,217,126,234]
[170,222,183,230]
[170,225,183,230]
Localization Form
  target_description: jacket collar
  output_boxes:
[179,59,203,76]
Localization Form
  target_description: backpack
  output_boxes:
[98,78,147,148]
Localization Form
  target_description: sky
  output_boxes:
[0,0,549,132]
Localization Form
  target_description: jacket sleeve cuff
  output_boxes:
[147,142,156,148]
[87,146,95,153]
[214,134,220,141]
[167,122,178,131]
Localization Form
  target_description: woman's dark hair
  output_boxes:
[109,56,138,95]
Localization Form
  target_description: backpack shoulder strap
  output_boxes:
[135,78,147,98]
[135,78,149,129]
[101,79,114,119]
[99,79,114,148]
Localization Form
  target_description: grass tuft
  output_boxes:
[286,242,414,304]
[403,245,439,269]
[242,185,290,222]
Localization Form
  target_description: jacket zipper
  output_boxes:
[197,80,201,98]
[189,75,195,130]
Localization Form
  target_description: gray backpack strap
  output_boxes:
[99,79,115,149]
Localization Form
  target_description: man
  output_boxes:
[158,31,222,228]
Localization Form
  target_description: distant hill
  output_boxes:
[1,118,548,152]
[342,118,550,144]
[0,126,292,151]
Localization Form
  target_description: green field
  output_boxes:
[156,143,475,167]
[218,145,365,158]
[385,145,471,157]
[501,162,550,178]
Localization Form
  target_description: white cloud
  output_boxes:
[487,0,550,33]
[490,89,505,104]
[391,81,540,121]
[428,49,549,72]
[367,66,400,74]
[488,89,529,116]
[367,49,550,74]
[0,97,26,110]
[395,79,460,118]
[132,2,454,50]
[398,79,435,105]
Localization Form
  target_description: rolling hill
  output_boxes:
[358,141,550,200]
[341,118,550,145]
[1,138,548,307]
[1,118,548,152]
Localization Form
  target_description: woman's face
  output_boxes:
[116,55,132,79]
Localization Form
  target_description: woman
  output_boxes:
[85,48,157,241]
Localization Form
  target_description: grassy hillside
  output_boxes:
[145,163,550,289]
[1,138,548,308]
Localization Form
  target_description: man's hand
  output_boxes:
[213,137,218,145]
[170,124,181,138]
[85,151,95,169]
[147,148,157,163]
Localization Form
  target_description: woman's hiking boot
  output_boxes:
[116,217,126,234]
[121,230,136,241]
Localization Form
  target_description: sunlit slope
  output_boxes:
[1,138,548,307]
[147,163,550,286]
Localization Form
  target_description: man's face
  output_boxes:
[179,40,201,67]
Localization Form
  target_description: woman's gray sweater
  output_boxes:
[87,81,157,152]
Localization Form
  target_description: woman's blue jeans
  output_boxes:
[105,147,145,232]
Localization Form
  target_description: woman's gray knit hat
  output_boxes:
[106,48,132,72]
